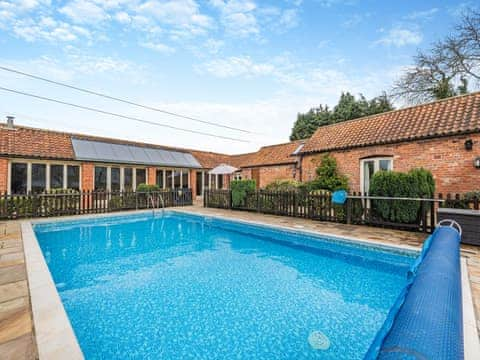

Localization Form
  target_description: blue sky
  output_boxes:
[0,0,476,153]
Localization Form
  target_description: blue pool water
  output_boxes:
[34,212,416,359]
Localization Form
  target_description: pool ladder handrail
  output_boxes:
[147,193,165,216]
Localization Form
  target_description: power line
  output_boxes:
[0,65,255,134]
[0,86,250,143]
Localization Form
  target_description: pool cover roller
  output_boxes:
[365,225,463,359]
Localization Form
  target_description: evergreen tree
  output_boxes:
[290,92,394,140]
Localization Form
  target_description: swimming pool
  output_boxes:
[34,211,416,359]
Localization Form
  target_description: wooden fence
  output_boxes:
[204,189,446,233]
[438,193,480,210]
[0,189,193,220]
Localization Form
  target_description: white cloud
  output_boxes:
[375,27,422,47]
[136,0,213,37]
[196,56,276,78]
[59,0,110,25]
[12,18,91,42]
[114,11,131,24]
[210,0,260,37]
[278,8,298,29]
[404,8,438,21]
[203,38,224,54]
[141,41,176,54]
[342,13,370,28]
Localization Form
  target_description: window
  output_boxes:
[136,168,146,188]
[204,173,210,189]
[95,166,107,191]
[31,164,46,193]
[360,157,393,194]
[156,170,164,189]
[67,165,80,190]
[111,167,120,191]
[210,174,216,189]
[218,174,224,189]
[182,171,189,189]
[166,170,173,189]
[234,173,242,180]
[173,170,181,188]
[50,165,64,189]
[124,168,133,191]
[11,163,27,194]
[196,171,203,196]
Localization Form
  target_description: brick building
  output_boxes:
[299,92,480,194]
[1,92,479,198]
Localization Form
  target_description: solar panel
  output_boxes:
[71,138,202,168]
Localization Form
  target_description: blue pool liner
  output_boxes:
[364,226,463,359]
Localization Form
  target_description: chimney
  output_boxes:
[6,116,14,129]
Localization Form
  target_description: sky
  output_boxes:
[0,0,476,154]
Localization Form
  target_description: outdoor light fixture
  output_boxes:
[465,139,473,150]
[475,157,480,169]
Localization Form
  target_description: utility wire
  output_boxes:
[0,65,254,134]
[0,86,250,143]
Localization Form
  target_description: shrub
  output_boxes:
[311,154,349,191]
[231,179,256,207]
[369,168,435,223]
[136,183,160,192]
[264,179,301,191]
[443,190,480,209]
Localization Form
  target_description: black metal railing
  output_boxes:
[204,189,443,233]
[0,189,193,219]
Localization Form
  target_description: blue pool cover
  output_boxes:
[365,226,463,359]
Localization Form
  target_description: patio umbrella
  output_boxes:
[209,164,239,175]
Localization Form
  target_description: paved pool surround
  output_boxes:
[2,206,478,359]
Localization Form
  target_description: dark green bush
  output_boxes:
[369,168,435,223]
[231,179,256,207]
[310,154,349,192]
[264,180,301,191]
[136,183,160,192]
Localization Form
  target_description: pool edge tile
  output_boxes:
[21,221,84,360]
[462,258,480,359]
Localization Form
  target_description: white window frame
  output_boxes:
[93,165,146,192]
[360,157,393,194]
[8,159,82,195]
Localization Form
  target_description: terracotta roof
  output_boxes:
[189,150,232,169]
[0,125,75,160]
[237,141,304,167]
[0,123,302,168]
[301,92,480,154]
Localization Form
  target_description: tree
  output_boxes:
[310,154,349,191]
[392,47,467,103]
[393,9,479,104]
[445,10,480,82]
[290,92,394,140]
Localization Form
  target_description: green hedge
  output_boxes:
[264,180,301,191]
[369,168,435,223]
[136,183,160,192]
[231,179,256,207]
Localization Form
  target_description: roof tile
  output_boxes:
[301,92,480,153]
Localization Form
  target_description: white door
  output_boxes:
[360,158,393,194]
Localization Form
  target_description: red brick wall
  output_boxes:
[147,167,156,185]
[240,164,297,189]
[0,158,7,193]
[301,134,480,194]
[81,163,94,191]
[190,170,197,197]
